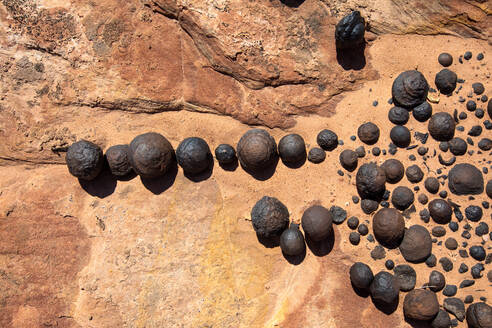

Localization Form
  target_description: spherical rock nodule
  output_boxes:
[66,140,104,181]
[339,149,358,171]
[373,208,405,248]
[301,205,333,241]
[449,137,467,156]
[394,264,416,292]
[370,271,400,305]
[278,134,306,164]
[382,159,404,184]
[413,101,433,122]
[251,196,289,238]
[448,163,484,195]
[406,165,424,183]
[403,289,439,321]
[335,11,365,49]
[106,144,132,177]
[428,270,445,292]
[215,144,236,164]
[356,163,386,200]
[129,132,175,178]
[435,69,457,94]
[390,125,411,148]
[428,112,455,141]
[317,129,338,151]
[392,70,429,109]
[391,186,414,210]
[176,137,212,175]
[388,106,409,125]
[425,177,440,194]
[308,147,326,164]
[280,223,305,256]
[428,199,452,224]
[438,53,453,67]
[350,262,374,290]
[237,129,277,172]
[466,302,492,328]
[357,122,380,145]
[399,225,432,263]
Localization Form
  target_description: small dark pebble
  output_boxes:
[406,165,424,183]
[358,224,368,236]
[445,238,458,250]
[418,194,428,205]
[317,130,338,151]
[459,250,468,258]
[385,260,394,270]
[330,206,347,224]
[367,234,374,242]
[464,295,474,304]
[475,222,489,236]
[464,51,472,60]
[471,264,483,279]
[443,285,457,297]
[449,222,459,232]
[372,147,381,156]
[438,53,453,67]
[478,138,492,151]
[347,216,359,229]
[418,147,428,156]
[349,232,360,245]
[425,177,440,194]
[459,280,474,288]
[420,208,431,223]
[425,254,437,267]
[352,196,360,204]
[466,100,477,111]
[439,142,449,152]
[370,245,386,260]
[432,226,446,237]
[459,112,467,120]
[476,53,484,60]
[413,102,433,122]
[439,257,453,272]
[361,199,379,214]
[373,100,378,107]
[469,246,486,261]
[472,82,485,95]
[468,125,483,137]
[459,263,468,274]
[439,191,448,198]
[475,109,484,118]
[337,170,344,176]
[355,146,365,158]
[465,205,483,222]
[308,147,326,163]
[462,231,471,239]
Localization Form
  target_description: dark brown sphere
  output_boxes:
[406,164,424,183]
[390,125,411,148]
[350,262,374,290]
[339,149,358,171]
[237,129,277,172]
[251,196,289,238]
[106,144,133,177]
[176,137,212,175]
[425,177,440,194]
[466,302,492,328]
[399,225,432,263]
[357,122,380,145]
[382,159,404,184]
[280,223,305,256]
[448,163,484,195]
[403,289,439,321]
[373,208,405,248]
[317,129,338,151]
[370,271,400,305]
[392,70,429,108]
[428,112,455,141]
[449,137,467,156]
[66,140,104,181]
[301,205,333,241]
[278,134,306,164]
[435,69,457,94]
[438,53,453,67]
[391,186,414,210]
[428,199,452,224]
[388,106,409,125]
[428,270,445,292]
[356,163,386,200]
[129,132,175,178]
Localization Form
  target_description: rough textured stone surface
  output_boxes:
[403,289,439,321]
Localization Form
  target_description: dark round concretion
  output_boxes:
[449,137,467,156]
[435,69,457,95]
[403,289,439,321]
[487,180,492,199]
[317,129,338,151]
[467,100,477,112]
[129,132,174,178]
[335,11,365,49]
[469,246,486,261]
[432,309,452,328]
[278,134,306,164]
[356,163,386,200]
[176,137,212,175]
[413,101,433,122]
[478,138,492,151]
[106,144,132,177]
[394,264,416,292]
[448,163,484,195]
[428,112,455,141]
[357,122,380,145]
[382,159,404,184]
[465,205,482,222]
[339,149,358,171]
[391,186,414,210]
[438,53,453,67]
[390,125,411,148]
[392,70,429,108]
[308,147,326,164]
[361,199,379,214]
[373,208,405,248]
[215,144,236,164]
[66,140,104,181]
[406,164,424,183]
[280,223,305,256]
[388,106,409,125]
[350,262,374,290]
[370,271,400,305]
[472,83,485,95]
[428,199,452,224]
[428,270,445,292]
[301,205,333,242]
[400,225,432,263]
[425,177,440,194]
[237,129,277,172]
[251,196,289,238]
[466,302,492,328]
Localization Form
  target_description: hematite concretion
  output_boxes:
[478,138,492,151]
[251,196,289,238]
[392,70,429,109]
[361,199,378,214]
[399,225,432,263]
[394,264,416,292]
[215,144,236,164]
[435,69,457,94]
[66,140,104,180]
[428,112,455,141]
[406,164,424,183]
[388,106,409,125]
[356,163,386,200]
[449,137,467,156]
[382,159,404,184]
[357,122,380,145]
[334,11,365,49]
[391,186,414,210]
[412,101,432,122]
[106,144,132,177]
[129,132,174,178]
[370,271,400,305]
[448,163,484,195]
[428,270,445,292]
[403,289,439,321]
[373,208,405,248]
[390,125,411,148]
[301,205,333,241]
[237,129,277,172]
[308,147,326,163]
[425,177,440,194]
[280,223,305,256]
[428,199,452,224]
[278,134,306,164]
[438,53,453,67]
[350,262,374,290]
[176,137,212,175]
[339,149,358,171]
[466,302,492,328]
[317,129,338,151]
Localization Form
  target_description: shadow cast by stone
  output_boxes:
[282,246,306,265]
[336,43,366,71]
[78,164,116,198]
[305,227,335,257]
[279,0,305,8]
[115,170,137,182]
[219,158,239,172]
[371,296,399,315]
[282,155,306,169]
[256,233,280,248]
[242,155,279,181]
[183,154,214,182]
[351,281,370,298]
[405,318,432,328]
[141,160,178,195]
